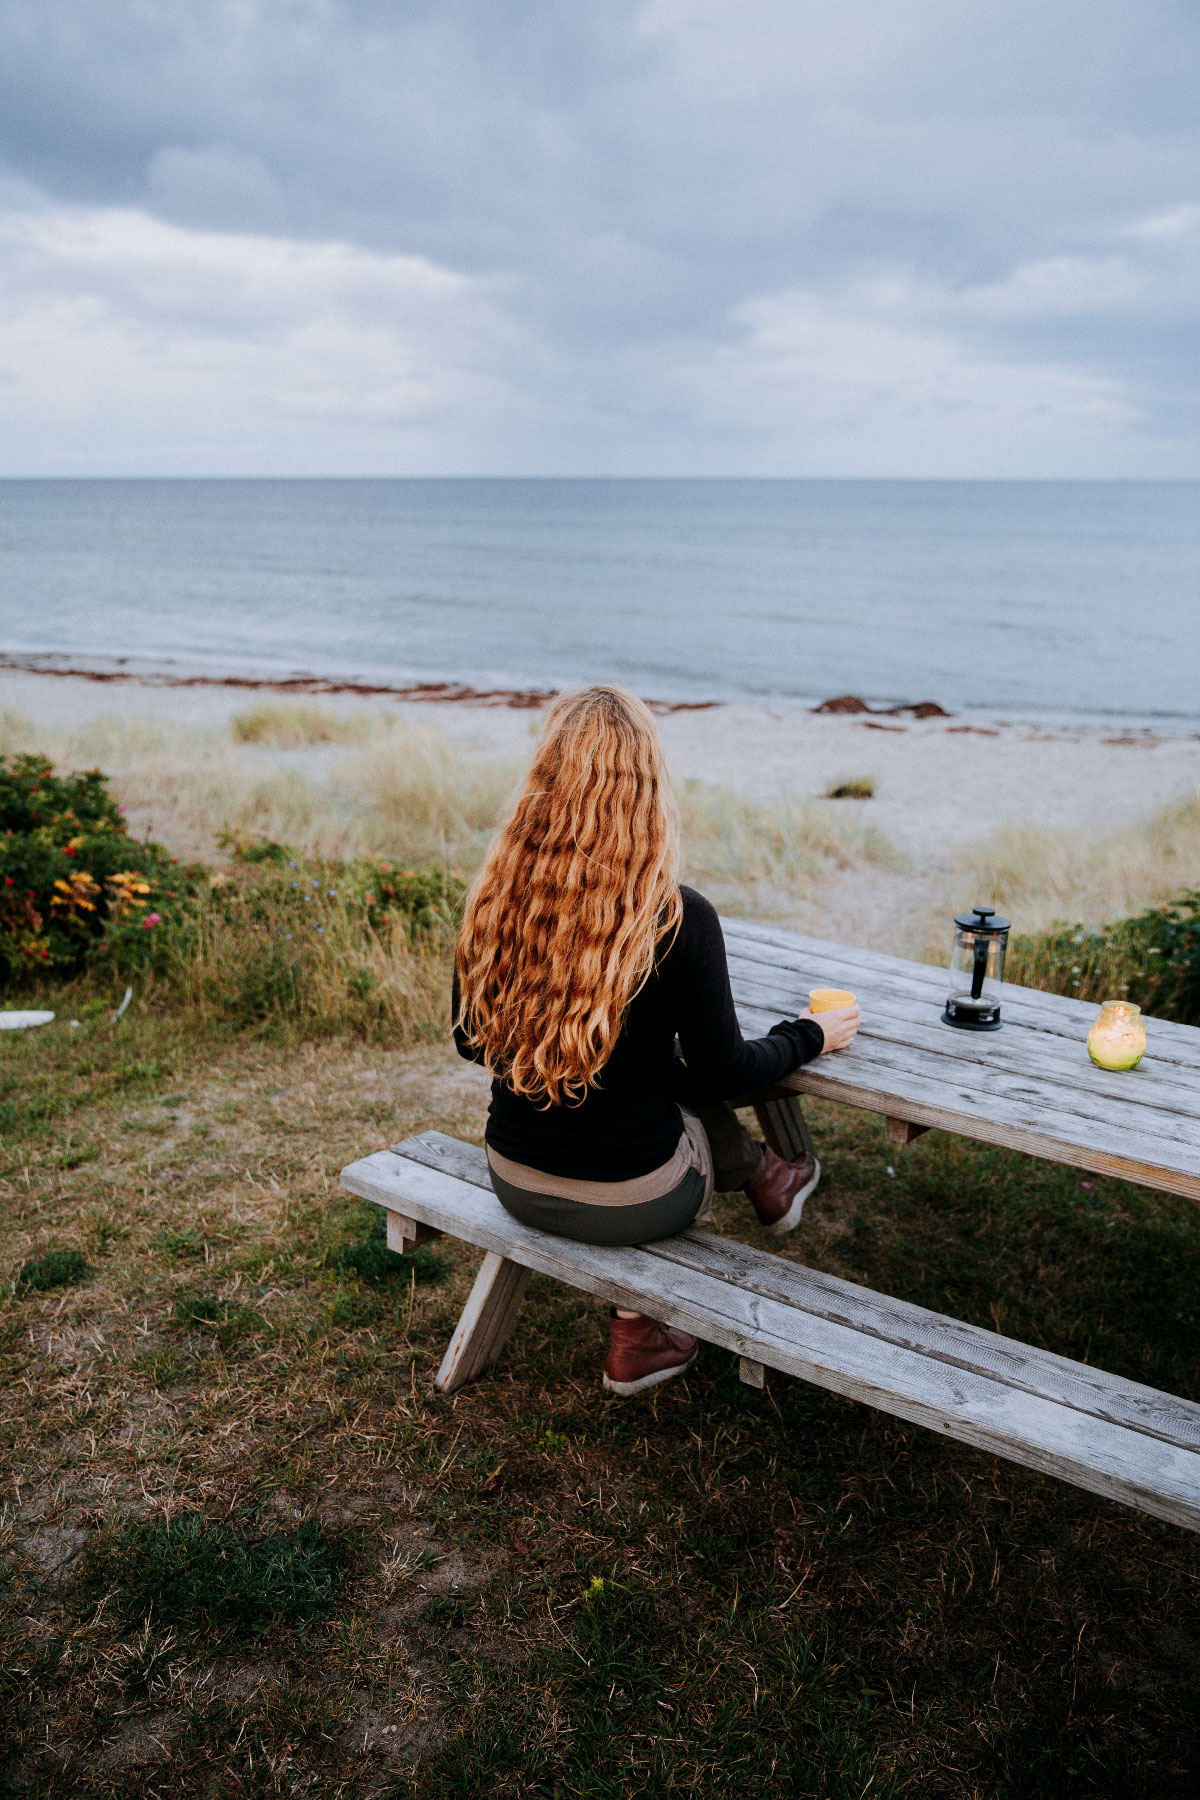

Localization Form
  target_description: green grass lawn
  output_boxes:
[2,1006,1199,1798]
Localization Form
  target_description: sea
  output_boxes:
[0,478,1197,720]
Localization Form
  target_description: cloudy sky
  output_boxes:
[1,0,1198,477]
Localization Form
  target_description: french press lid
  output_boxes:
[954,905,1010,934]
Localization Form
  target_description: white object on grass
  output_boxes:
[112,986,133,1021]
[0,1010,56,1030]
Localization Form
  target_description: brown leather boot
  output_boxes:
[603,1309,698,1396]
[745,1145,821,1236]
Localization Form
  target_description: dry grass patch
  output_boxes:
[679,778,904,916]
[2,1010,1198,1795]
[0,709,907,925]
[230,702,373,748]
[824,774,877,801]
[953,789,1200,938]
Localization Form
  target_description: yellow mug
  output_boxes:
[809,987,857,1013]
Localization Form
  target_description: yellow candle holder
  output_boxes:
[1086,1000,1146,1071]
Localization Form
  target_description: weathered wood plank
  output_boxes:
[729,994,1200,1157]
[392,1133,1200,1455]
[739,1357,766,1389]
[721,920,1200,1063]
[885,1117,929,1146]
[435,1251,532,1393]
[341,1141,1200,1530]
[643,1230,1200,1454]
[732,1002,1200,1202]
[727,956,1200,1110]
[725,928,1200,1067]
[719,913,1200,1198]
[725,955,1200,1118]
[385,1212,443,1253]
[721,919,1200,1060]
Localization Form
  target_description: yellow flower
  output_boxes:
[51,873,100,913]
[107,871,153,916]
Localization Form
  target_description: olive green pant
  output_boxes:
[489,1097,764,1248]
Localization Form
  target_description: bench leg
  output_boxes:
[738,1356,766,1389]
[385,1210,443,1253]
[435,1252,532,1394]
[752,1093,814,1162]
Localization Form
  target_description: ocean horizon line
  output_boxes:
[4,473,1200,486]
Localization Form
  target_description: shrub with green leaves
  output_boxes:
[215,837,466,940]
[1008,888,1200,1023]
[0,752,198,981]
[365,862,466,937]
[176,850,464,1038]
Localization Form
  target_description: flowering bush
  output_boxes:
[0,767,464,1039]
[0,754,197,981]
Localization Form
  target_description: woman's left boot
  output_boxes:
[603,1310,698,1396]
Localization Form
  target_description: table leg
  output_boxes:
[752,1093,815,1162]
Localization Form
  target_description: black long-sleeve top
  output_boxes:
[452,885,824,1181]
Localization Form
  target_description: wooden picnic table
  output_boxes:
[341,918,1200,1531]
[722,917,1200,1207]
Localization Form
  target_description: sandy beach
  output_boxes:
[4,658,1197,846]
[3,657,1197,951]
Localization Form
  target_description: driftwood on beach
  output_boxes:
[0,654,719,715]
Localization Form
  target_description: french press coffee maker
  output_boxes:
[942,906,1010,1031]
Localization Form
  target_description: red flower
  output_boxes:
[64,844,76,857]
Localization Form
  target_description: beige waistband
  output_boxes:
[487,1108,710,1209]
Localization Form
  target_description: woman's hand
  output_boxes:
[798,1003,861,1054]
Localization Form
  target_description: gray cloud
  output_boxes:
[0,0,1198,473]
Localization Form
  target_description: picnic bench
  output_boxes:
[339,920,1200,1535]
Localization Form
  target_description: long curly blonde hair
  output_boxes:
[455,685,683,1106]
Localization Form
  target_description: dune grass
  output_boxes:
[0,706,907,930]
[678,775,901,911]
[1,1018,1197,1795]
[230,701,373,748]
[824,774,877,800]
[0,708,518,871]
[953,791,1200,939]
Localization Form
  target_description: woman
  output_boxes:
[454,686,860,1396]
